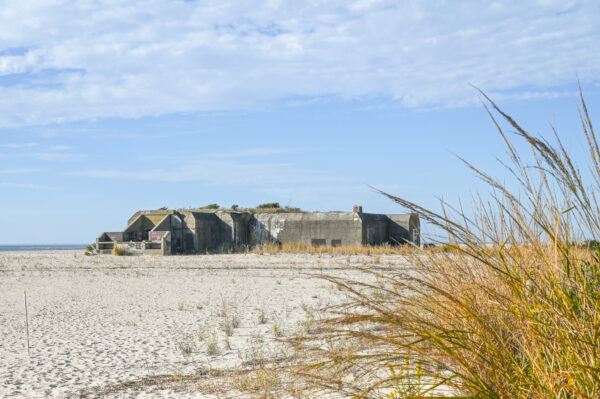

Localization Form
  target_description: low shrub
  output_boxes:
[112,245,126,256]
[257,202,281,209]
[84,243,96,256]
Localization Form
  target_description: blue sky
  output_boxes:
[1,0,599,244]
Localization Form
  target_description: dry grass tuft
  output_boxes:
[206,335,220,356]
[231,366,282,395]
[249,242,419,255]
[112,245,126,256]
[287,87,600,398]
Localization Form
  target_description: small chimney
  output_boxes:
[353,205,363,213]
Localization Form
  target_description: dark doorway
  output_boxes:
[173,238,182,254]
[184,234,194,252]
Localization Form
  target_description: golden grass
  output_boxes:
[286,87,600,398]
[112,245,126,256]
[249,242,420,255]
[78,365,290,398]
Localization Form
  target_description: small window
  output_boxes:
[331,239,342,247]
[311,238,326,247]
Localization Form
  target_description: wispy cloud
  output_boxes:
[0,181,54,189]
[68,158,348,186]
[259,184,368,204]
[1,142,37,148]
[0,1,597,127]
[50,145,70,151]
[135,147,307,162]
[259,183,414,207]
[0,168,45,174]
[0,143,83,161]
[0,151,84,161]
[209,147,304,159]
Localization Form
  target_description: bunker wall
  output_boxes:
[387,213,419,245]
[191,212,237,252]
[151,214,171,232]
[250,213,363,247]
[123,215,156,241]
[361,213,389,245]
[167,214,184,254]
[215,212,252,247]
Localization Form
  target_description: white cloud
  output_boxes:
[0,167,44,174]
[209,147,304,159]
[1,142,37,148]
[133,147,306,162]
[50,145,70,151]
[0,143,83,160]
[0,0,597,127]
[0,181,53,189]
[0,152,81,161]
[23,151,84,161]
[68,157,347,186]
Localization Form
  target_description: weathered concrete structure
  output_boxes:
[96,206,420,255]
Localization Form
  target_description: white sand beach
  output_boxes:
[0,250,406,398]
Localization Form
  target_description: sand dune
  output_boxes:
[0,250,411,398]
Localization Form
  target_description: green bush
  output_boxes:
[84,243,96,256]
[257,202,280,209]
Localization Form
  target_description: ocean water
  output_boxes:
[0,245,87,251]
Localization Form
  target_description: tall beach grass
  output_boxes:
[288,87,600,398]
[249,242,419,256]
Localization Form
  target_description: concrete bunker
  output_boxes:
[96,206,420,255]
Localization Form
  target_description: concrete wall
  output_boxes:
[178,212,198,253]
[169,214,184,254]
[151,214,171,232]
[215,212,252,248]
[250,212,363,246]
[98,232,123,242]
[387,213,420,245]
[123,215,156,240]
[96,232,121,253]
[191,212,244,252]
[360,213,389,245]
[127,210,172,226]
[249,213,286,245]
[161,231,171,255]
[100,209,420,255]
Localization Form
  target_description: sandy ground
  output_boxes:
[0,250,406,398]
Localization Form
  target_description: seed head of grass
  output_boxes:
[287,86,600,399]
